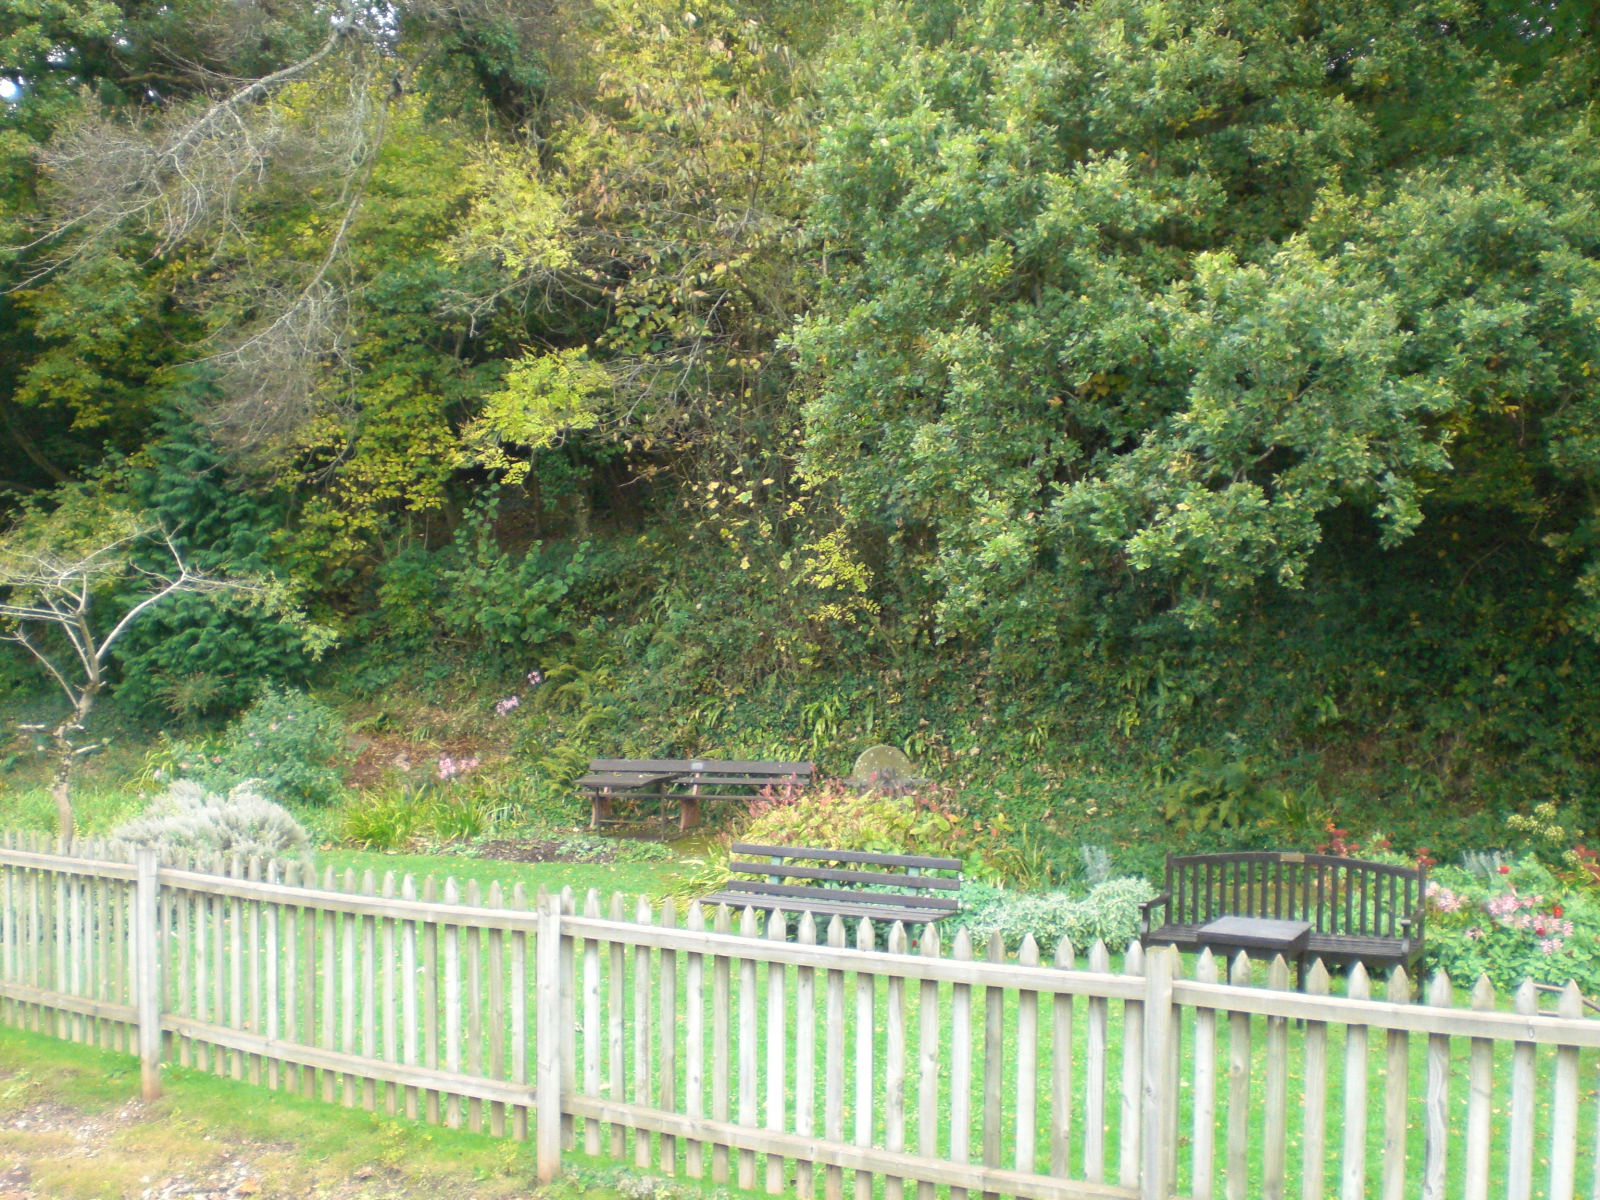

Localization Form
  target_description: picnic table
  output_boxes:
[578,757,814,832]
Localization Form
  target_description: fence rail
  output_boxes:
[2,832,1599,1200]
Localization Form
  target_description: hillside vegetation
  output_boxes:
[2,0,1599,868]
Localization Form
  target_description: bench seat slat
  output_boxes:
[727,861,962,891]
[732,843,962,872]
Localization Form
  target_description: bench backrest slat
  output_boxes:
[727,860,962,892]
[1163,851,1424,939]
[718,878,961,910]
[586,758,814,774]
[732,843,962,871]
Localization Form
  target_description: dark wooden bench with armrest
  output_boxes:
[704,842,963,925]
[578,759,814,832]
[1139,850,1426,971]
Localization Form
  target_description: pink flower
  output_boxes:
[1539,938,1564,955]
[495,695,521,715]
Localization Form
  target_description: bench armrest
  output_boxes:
[1140,892,1170,935]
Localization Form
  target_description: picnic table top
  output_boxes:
[1197,915,1312,954]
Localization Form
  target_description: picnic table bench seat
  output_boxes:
[579,758,813,831]
[1139,850,1426,971]
[705,843,963,925]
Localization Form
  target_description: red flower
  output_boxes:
[1553,904,1564,918]
[1498,865,1512,874]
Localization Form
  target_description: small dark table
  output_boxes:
[1197,916,1311,959]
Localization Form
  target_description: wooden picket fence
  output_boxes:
[3,831,1600,1200]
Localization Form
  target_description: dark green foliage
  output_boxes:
[112,409,307,721]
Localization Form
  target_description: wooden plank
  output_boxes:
[1464,975,1493,1200]
[1299,959,1330,1200]
[488,882,509,1135]
[1086,941,1111,1185]
[1191,949,1218,1200]
[1052,941,1076,1180]
[686,903,708,1180]
[1423,972,1452,1200]
[854,917,877,1200]
[584,891,603,1156]
[825,917,848,1200]
[712,903,733,1184]
[768,912,790,1196]
[422,878,440,1124]
[465,879,482,1130]
[637,897,656,1170]
[559,888,576,1151]
[917,923,940,1200]
[382,873,399,1116]
[134,849,161,1100]
[611,892,630,1162]
[1381,968,1411,1200]
[401,875,421,1121]
[247,859,264,1086]
[1119,943,1144,1192]
[740,906,762,1191]
[1340,965,1371,1200]
[1224,952,1251,1200]
[726,862,962,891]
[535,893,562,1182]
[0,978,137,1024]
[264,868,280,1090]
[563,1095,1138,1200]
[1016,937,1040,1178]
[1550,983,1582,1200]
[660,900,679,1175]
[511,884,530,1141]
[1140,945,1176,1200]
[982,932,1005,1200]
[731,844,961,871]
[1261,955,1291,1200]
[886,923,909,1200]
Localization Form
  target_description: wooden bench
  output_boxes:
[578,758,813,832]
[704,842,963,925]
[1139,851,1426,970]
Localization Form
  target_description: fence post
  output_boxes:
[134,847,162,1101]
[1140,944,1176,1200]
[536,891,563,1182]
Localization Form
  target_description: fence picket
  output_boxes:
[825,916,847,1200]
[511,883,530,1141]
[768,912,791,1195]
[464,878,482,1130]
[1424,972,1452,1200]
[1299,959,1330,1200]
[1120,942,1145,1192]
[487,881,507,1136]
[1340,964,1371,1200]
[381,873,399,1116]
[1086,940,1110,1185]
[1464,975,1493,1200]
[1191,949,1218,1200]
[854,917,876,1200]
[584,890,602,1156]
[1225,951,1251,1200]
[1015,936,1039,1178]
[982,931,1005,1200]
[1550,983,1582,1200]
[886,922,908,1200]
[899,922,929,1200]
[1051,940,1075,1182]
[401,875,420,1121]
[611,893,630,1161]
[685,903,707,1180]
[742,908,761,1196]
[636,897,656,1170]
[797,913,819,1200]
[712,903,732,1183]
[443,878,462,1127]
[661,899,679,1175]
[1382,967,1412,1200]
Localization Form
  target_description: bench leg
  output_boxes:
[591,792,613,831]
[679,790,702,834]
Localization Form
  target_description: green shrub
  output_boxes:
[192,686,348,806]
[112,780,311,864]
[954,876,1156,955]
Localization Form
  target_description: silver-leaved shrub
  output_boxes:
[956,876,1156,955]
[113,780,311,864]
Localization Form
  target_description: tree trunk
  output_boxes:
[49,742,74,848]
